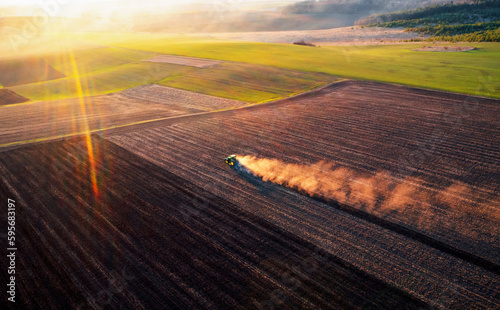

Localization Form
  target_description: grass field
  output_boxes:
[5,40,340,103]
[10,62,190,101]
[46,47,155,76]
[158,62,340,103]
[2,46,160,101]
[9,59,337,103]
[0,57,65,87]
[3,32,499,102]
[77,33,500,98]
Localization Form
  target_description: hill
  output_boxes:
[131,10,364,33]
[357,0,500,42]
[282,0,454,16]
[128,0,455,33]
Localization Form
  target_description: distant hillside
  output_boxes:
[357,0,500,42]
[131,11,366,33]
[131,1,461,33]
[356,0,500,25]
[282,0,455,15]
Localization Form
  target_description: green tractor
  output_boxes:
[225,155,238,167]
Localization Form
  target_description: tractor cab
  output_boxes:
[225,155,238,166]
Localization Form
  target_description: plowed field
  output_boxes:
[0,89,28,106]
[1,80,498,309]
[0,84,244,148]
[108,80,499,309]
[0,136,427,310]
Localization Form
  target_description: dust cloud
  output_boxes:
[236,155,499,226]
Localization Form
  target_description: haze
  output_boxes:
[0,0,295,16]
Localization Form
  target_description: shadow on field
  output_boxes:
[231,164,275,196]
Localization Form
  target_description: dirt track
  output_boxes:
[0,80,499,309]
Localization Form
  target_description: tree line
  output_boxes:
[370,0,500,42]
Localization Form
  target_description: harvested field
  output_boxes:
[143,55,223,68]
[118,84,245,110]
[0,57,65,87]
[0,89,29,106]
[0,85,244,148]
[0,136,428,309]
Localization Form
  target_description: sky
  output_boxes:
[0,0,297,16]
[0,1,443,18]
[1,0,295,6]
[0,0,298,18]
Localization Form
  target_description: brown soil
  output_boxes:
[0,89,29,106]
[0,81,498,308]
[0,136,428,309]
[109,81,499,308]
[0,84,244,147]
[117,84,242,110]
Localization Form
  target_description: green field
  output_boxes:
[5,35,341,103]
[4,32,500,102]
[158,62,340,103]
[10,62,190,101]
[47,47,155,76]
[10,56,338,103]
[77,33,499,98]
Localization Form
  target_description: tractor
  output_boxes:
[225,155,238,167]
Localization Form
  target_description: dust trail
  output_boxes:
[236,155,500,231]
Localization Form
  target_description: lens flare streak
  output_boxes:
[68,50,99,197]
